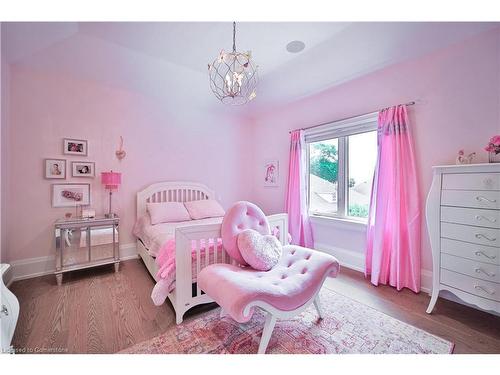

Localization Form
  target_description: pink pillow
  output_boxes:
[237,229,282,271]
[147,202,191,225]
[184,199,225,220]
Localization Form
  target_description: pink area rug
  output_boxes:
[121,290,454,354]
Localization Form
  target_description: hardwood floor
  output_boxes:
[10,259,500,354]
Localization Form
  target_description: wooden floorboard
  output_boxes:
[9,258,500,354]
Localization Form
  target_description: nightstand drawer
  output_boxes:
[442,173,500,191]
[441,222,500,248]
[441,269,500,302]
[441,206,500,229]
[441,190,500,210]
[441,253,500,283]
[441,238,499,265]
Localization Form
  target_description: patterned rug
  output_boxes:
[121,290,454,354]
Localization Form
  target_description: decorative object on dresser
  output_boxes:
[101,171,121,218]
[54,216,120,285]
[1,264,19,354]
[71,161,95,177]
[52,183,91,208]
[426,163,500,315]
[455,150,476,165]
[63,138,88,156]
[44,158,66,179]
[484,135,500,163]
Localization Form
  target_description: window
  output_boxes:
[306,113,378,221]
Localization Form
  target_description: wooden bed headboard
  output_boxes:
[136,181,216,217]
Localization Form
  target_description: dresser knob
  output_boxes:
[474,285,495,295]
[475,215,497,223]
[475,196,497,203]
[0,304,8,316]
[475,233,497,242]
[475,251,497,260]
[475,268,496,277]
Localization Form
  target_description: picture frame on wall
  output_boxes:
[71,161,95,177]
[63,138,88,156]
[264,159,279,187]
[52,183,91,208]
[44,159,66,179]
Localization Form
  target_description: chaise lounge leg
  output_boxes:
[258,313,277,354]
[313,295,323,319]
[220,308,225,318]
[176,313,183,325]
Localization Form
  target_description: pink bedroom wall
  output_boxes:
[250,27,500,284]
[1,28,9,264]
[5,66,253,262]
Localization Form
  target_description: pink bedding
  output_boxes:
[133,215,223,257]
[151,237,223,306]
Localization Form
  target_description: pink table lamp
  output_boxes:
[101,171,121,218]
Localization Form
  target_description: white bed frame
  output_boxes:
[136,181,289,324]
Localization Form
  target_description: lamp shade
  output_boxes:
[101,171,121,190]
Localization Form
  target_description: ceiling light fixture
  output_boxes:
[208,22,258,105]
[286,40,306,53]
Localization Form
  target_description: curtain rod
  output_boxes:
[289,101,416,134]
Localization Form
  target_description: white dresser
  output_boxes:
[426,163,500,314]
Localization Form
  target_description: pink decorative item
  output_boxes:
[285,130,314,247]
[115,136,126,161]
[147,202,191,225]
[221,201,270,265]
[198,245,340,353]
[484,135,500,163]
[184,199,225,220]
[365,105,421,293]
[237,229,282,271]
[101,170,121,218]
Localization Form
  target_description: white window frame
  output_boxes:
[304,112,378,222]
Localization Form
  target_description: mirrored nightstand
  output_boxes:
[54,217,120,285]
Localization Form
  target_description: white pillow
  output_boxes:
[184,199,225,220]
[147,202,191,225]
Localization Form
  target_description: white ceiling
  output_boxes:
[2,22,498,116]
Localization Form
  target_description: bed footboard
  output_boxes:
[171,214,288,324]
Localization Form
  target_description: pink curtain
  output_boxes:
[286,130,314,248]
[365,105,421,293]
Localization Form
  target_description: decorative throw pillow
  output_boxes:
[237,229,282,271]
[184,199,225,220]
[147,202,191,225]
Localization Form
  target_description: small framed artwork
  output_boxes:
[52,183,91,208]
[264,159,279,187]
[71,161,95,177]
[44,159,66,179]
[63,138,88,156]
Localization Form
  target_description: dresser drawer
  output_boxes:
[441,206,500,229]
[441,253,500,283]
[441,190,500,210]
[441,269,500,302]
[441,222,500,247]
[442,173,500,191]
[441,238,499,265]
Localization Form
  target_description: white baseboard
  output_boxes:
[3,243,138,287]
[315,242,433,294]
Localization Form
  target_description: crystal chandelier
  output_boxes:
[208,22,258,105]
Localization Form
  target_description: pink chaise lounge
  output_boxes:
[198,201,340,354]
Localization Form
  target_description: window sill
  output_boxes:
[309,214,368,232]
